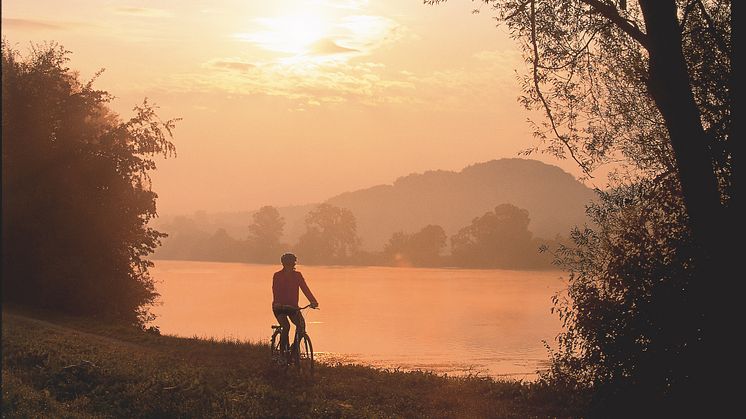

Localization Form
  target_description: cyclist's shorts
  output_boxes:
[272,305,299,316]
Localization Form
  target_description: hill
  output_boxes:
[154,158,596,254]
[324,158,595,250]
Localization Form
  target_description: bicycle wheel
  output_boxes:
[296,334,314,376]
[270,329,283,364]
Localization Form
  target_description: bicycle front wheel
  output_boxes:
[296,334,314,376]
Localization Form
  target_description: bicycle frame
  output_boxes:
[270,304,317,374]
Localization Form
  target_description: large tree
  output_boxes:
[450,204,540,268]
[247,205,285,263]
[436,0,733,242]
[2,42,176,326]
[295,203,360,265]
[431,0,733,413]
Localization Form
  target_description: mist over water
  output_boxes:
[151,260,565,380]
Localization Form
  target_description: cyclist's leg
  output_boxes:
[272,309,291,352]
[288,310,306,352]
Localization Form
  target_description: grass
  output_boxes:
[2,306,578,418]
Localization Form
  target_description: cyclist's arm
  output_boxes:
[298,273,319,308]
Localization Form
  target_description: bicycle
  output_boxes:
[270,304,316,375]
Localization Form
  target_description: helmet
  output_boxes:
[281,252,297,265]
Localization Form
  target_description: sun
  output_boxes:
[239,13,329,55]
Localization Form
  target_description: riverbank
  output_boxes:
[1,306,579,418]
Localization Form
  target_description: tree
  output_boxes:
[383,224,447,266]
[546,175,697,416]
[431,0,733,247]
[247,205,285,263]
[155,215,212,261]
[295,203,360,264]
[451,204,541,268]
[1,42,177,326]
[383,232,412,266]
[204,228,246,262]
[431,0,732,413]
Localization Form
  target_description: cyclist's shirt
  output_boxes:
[272,269,318,309]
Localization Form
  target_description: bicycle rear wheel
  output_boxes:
[296,334,314,376]
[270,329,283,364]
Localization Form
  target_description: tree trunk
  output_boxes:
[638,0,729,415]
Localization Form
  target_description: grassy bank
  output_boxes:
[2,307,577,418]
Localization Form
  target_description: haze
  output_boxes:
[2,0,601,214]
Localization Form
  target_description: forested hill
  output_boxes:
[322,158,595,250]
[155,158,596,253]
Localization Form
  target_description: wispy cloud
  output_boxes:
[312,0,370,10]
[1,17,82,31]
[165,48,523,109]
[163,58,415,107]
[407,49,524,108]
[310,38,359,55]
[206,58,257,72]
[235,12,401,60]
[335,15,399,50]
[115,7,173,18]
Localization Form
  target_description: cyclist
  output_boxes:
[272,252,319,356]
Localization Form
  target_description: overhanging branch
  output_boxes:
[580,0,650,49]
[529,0,594,177]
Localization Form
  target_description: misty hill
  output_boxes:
[323,158,595,250]
[154,158,595,255]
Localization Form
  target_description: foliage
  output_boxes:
[383,224,447,267]
[543,174,698,415]
[247,205,286,263]
[451,204,552,268]
[203,228,247,262]
[1,42,176,326]
[472,1,730,410]
[461,0,732,189]
[295,204,361,264]
[429,0,732,413]
[155,206,560,269]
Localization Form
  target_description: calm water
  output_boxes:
[150,260,566,380]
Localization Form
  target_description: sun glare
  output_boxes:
[239,14,328,55]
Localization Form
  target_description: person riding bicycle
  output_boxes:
[272,252,319,356]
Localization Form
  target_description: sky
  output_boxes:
[2,0,605,215]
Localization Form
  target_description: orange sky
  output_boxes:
[2,0,607,215]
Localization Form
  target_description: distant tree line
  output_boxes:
[156,202,561,270]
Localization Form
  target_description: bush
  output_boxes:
[543,175,700,415]
[2,41,177,326]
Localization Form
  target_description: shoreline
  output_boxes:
[2,305,578,418]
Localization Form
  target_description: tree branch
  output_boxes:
[580,0,650,49]
[680,0,698,31]
[695,0,731,56]
[503,0,533,20]
[529,0,594,177]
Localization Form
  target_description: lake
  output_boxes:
[150,260,567,380]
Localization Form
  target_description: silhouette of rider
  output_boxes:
[272,252,319,354]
